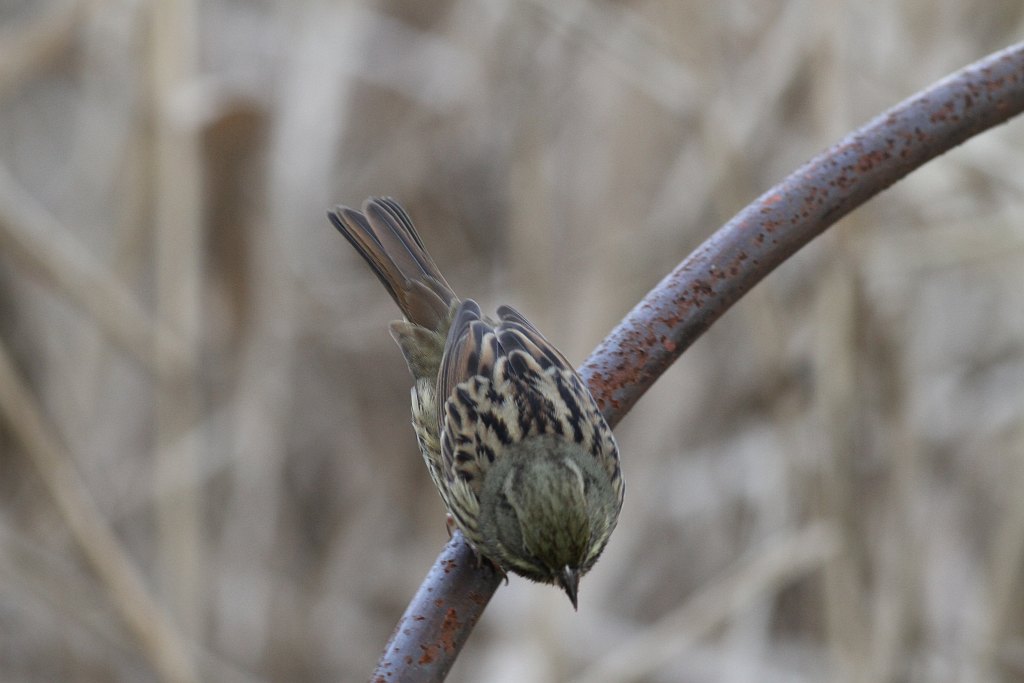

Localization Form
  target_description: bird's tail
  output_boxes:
[329,197,457,332]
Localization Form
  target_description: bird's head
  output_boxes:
[476,434,620,608]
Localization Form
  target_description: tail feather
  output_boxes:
[329,197,457,331]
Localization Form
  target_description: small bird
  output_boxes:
[329,198,623,608]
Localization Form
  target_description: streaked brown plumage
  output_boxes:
[328,197,623,607]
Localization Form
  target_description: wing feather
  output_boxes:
[436,302,623,522]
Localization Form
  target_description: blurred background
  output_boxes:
[2,1,1024,681]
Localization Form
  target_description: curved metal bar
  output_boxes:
[369,43,1024,683]
[582,44,1024,422]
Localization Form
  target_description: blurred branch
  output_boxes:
[0,163,190,381]
[0,0,89,100]
[524,0,698,113]
[570,521,841,683]
[0,338,199,683]
[369,42,1024,682]
[149,0,205,640]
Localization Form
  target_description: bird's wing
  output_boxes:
[436,302,622,510]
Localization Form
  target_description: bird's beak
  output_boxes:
[559,566,580,610]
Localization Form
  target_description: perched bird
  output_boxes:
[329,198,623,607]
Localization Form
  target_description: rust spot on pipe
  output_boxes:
[440,608,462,653]
[418,643,439,665]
